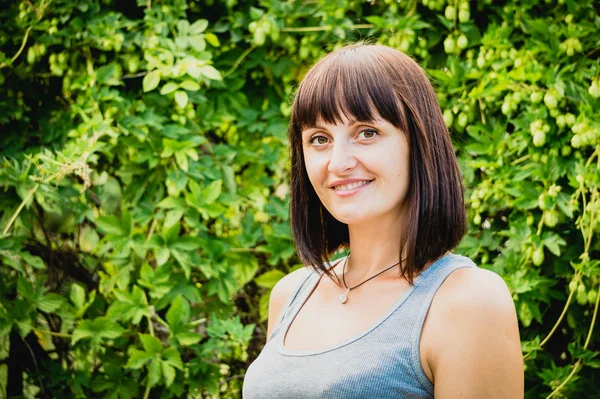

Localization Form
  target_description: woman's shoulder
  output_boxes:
[266,266,314,339]
[425,263,519,361]
[438,263,512,308]
[425,263,523,397]
[271,266,314,300]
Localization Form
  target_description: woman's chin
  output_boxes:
[330,210,374,226]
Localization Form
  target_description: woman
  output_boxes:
[243,43,523,398]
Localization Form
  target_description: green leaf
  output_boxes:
[174,91,188,108]
[164,209,184,228]
[96,63,123,86]
[177,20,190,35]
[72,318,125,344]
[140,334,163,354]
[155,246,170,266]
[175,150,188,171]
[101,321,127,339]
[166,295,190,330]
[147,360,161,387]
[255,269,286,289]
[190,19,208,34]
[95,216,125,236]
[199,65,222,81]
[175,331,202,346]
[20,252,46,270]
[162,347,184,370]
[79,224,100,253]
[170,249,192,279]
[179,80,200,91]
[125,349,153,369]
[221,164,236,195]
[157,197,186,210]
[70,283,86,309]
[201,180,222,204]
[205,33,220,47]
[160,82,180,95]
[189,36,206,52]
[143,71,161,92]
[38,293,65,312]
[541,232,567,256]
[162,362,176,387]
[17,275,34,300]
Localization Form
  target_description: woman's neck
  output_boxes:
[339,214,405,284]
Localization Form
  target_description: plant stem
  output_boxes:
[523,271,581,362]
[545,361,582,399]
[223,45,257,78]
[33,328,72,338]
[1,183,39,236]
[584,280,600,349]
[0,27,31,69]
[143,315,154,399]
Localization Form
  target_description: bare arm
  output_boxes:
[431,268,524,399]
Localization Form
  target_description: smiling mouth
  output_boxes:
[332,179,374,191]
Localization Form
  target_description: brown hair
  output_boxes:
[289,43,466,285]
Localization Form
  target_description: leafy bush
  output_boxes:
[0,0,598,398]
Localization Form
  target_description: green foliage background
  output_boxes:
[0,0,599,398]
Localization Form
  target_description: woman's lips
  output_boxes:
[331,179,374,197]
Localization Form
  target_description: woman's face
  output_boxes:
[301,113,410,226]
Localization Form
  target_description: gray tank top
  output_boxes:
[242,253,477,398]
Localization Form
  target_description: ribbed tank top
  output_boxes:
[242,253,477,399]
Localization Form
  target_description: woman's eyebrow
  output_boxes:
[305,119,365,132]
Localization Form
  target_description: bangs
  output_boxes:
[291,50,407,132]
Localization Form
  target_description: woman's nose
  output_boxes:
[327,140,357,175]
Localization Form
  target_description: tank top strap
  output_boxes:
[407,253,477,392]
[268,256,347,341]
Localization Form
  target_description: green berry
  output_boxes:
[443,109,454,126]
[457,112,468,128]
[577,284,588,305]
[532,247,544,266]
[444,36,456,54]
[543,210,559,227]
[538,193,552,210]
[456,34,468,50]
[569,280,578,292]
[589,80,600,98]
[533,130,546,147]
[530,91,543,104]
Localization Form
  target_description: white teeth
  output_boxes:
[334,180,371,191]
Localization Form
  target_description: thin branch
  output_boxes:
[545,361,582,398]
[223,45,257,78]
[1,183,39,236]
[0,27,31,69]
[32,328,72,339]
[22,336,45,394]
[121,71,149,79]
[523,271,581,362]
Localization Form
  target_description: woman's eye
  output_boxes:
[358,129,379,139]
[310,136,329,145]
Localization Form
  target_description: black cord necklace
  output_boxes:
[339,252,401,304]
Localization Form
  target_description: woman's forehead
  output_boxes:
[311,113,386,128]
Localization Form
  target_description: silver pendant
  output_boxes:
[339,288,350,304]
